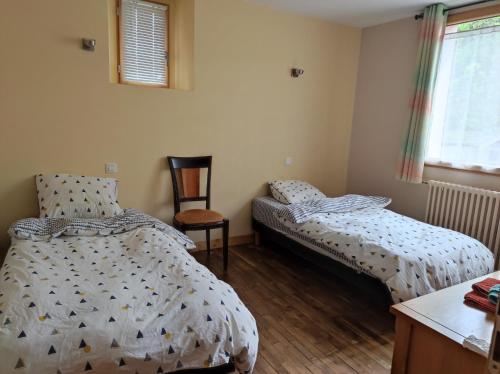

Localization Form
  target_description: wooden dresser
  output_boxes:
[391,272,500,374]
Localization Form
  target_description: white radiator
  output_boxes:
[426,180,500,266]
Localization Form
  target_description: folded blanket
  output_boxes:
[276,194,392,224]
[8,208,196,249]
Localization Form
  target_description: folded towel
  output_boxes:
[489,284,500,305]
[472,277,500,298]
[464,278,500,313]
[464,291,496,313]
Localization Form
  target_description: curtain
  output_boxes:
[396,4,447,183]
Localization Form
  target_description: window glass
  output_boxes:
[426,16,500,171]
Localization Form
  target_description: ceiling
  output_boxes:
[248,0,476,27]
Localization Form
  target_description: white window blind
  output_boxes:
[426,21,500,172]
[120,0,168,86]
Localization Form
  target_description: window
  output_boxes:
[118,0,169,87]
[426,12,500,173]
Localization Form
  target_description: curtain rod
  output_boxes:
[414,0,495,20]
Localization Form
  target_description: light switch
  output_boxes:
[285,157,293,166]
[105,162,118,174]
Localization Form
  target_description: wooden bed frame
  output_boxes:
[252,218,394,307]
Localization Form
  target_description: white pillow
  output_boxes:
[269,180,326,204]
[36,174,123,218]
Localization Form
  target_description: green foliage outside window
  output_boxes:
[457,16,500,32]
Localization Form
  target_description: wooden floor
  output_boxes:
[193,243,395,374]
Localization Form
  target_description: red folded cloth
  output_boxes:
[472,277,500,298]
[464,291,496,313]
[464,278,500,313]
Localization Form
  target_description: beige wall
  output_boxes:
[0,0,361,251]
[347,17,500,220]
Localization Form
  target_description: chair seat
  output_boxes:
[175,209,224,226]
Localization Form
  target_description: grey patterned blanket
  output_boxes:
[8,208,196,249]
[276,194,392,223]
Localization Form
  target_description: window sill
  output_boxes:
[424,161,500,177]
[110,81,193,92]
[119,80,170,89]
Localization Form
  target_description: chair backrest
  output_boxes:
[167,156,212,214]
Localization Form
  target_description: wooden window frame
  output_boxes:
[424,162,500,177]
[116,0,171,88]
[447,4,500,25]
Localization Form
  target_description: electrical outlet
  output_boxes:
[105,162,118,174]
[285,157,293,166]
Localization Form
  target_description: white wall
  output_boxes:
[0,0,361,252]
[347,17,500,220]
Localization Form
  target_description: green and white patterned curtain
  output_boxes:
[396,4,448,183]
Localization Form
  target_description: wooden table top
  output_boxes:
[391,271,499,346]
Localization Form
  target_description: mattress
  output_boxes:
[0,213,258,373]
[252,196,494,303]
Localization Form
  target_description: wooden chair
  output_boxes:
[167,156,229,271]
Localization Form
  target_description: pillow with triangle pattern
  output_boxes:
[269,180,326,204]
[36,174,123,219]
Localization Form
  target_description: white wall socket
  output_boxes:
[285,157,293,166]
[105,162,118,174]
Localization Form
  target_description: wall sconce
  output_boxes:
[291,68,304,78]
[82,38,96,52]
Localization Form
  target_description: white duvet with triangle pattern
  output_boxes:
[277,206,494,302]
[0,228,258,373]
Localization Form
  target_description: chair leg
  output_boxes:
[206,229,211,255]
[223,219,229,272]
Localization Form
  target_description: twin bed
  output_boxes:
[253,181,494,304]
[0,175,258,374]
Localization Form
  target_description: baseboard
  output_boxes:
[194,234,254,252]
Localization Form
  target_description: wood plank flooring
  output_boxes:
[193,244,395,374]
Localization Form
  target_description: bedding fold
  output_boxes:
[9,208,195,250]
[276,195,391,223]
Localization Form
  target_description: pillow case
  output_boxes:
[269,180,326,204]
[36,174,123,218]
